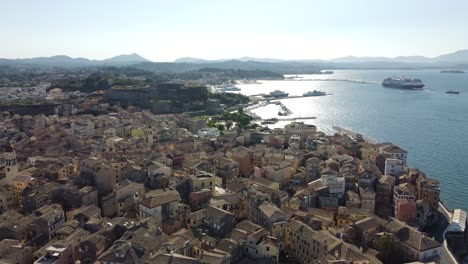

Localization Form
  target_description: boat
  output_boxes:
[303,90,326,97]
[285,75,304,80]
[263,90,289,98]
[220,84,241,91]
[261,118,278,125]
[446,90,460,94]
[440,70,465,74]
[320,70,334,74]
[382,77,425,89]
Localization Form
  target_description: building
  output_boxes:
[204,205,234,238]
[230,146,253,177]
[336,206,372,227]
[394,183,417,221]
[380,145,408,164]
[0,187,15,212]
[446,209,467,233]
[189,172,215,194]
[353,216,385,244]
[284,122,317,139]
[345,190,361,208]
[376,175,396,203]
[325,176,345,196]
[102,180,145,217]
[0,239,33,264]
[138,189,181,223]
[384,158,404,176]
[359,187,376,212]
[244,229,280,262]
[0,145,19,183]
[285,219,341,263]
[384,218,441,262]
[416,175,440,210]
[213,156,239,186]
[198,127,220,139]
[257,201,286,248]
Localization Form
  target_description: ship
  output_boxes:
[263,90,289,98]
[382,77,425,89]
[261,118,278,125]
[220,84,241,91]
[303,90,326,97]
[446,90,460,94]
[440,70,465,74]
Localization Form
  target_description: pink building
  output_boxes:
[231,146,253,177]
[189,189,212,210]
[395,199,416,223]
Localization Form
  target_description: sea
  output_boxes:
[236,70,468,212]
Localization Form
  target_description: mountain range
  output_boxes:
[1,50,468,71]
[175,49,468,64]
[0,53,150,68]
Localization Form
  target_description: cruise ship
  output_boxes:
[382,77,425,89]
[263,90,289,98]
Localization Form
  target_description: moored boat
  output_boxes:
[446,90,460,94]
[303,90,326,97]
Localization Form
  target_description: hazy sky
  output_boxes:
[2,0,468,61]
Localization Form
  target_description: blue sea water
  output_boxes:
[237,70,468,211]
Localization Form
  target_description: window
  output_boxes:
[267,246,270,251]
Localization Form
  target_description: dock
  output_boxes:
[250,94,332,102]
[282,78,380,85]
[255,116,316,122]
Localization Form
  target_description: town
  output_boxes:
[0,78,466,264]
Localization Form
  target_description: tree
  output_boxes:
[376,233,402,264]
[237,107,244,114]
[226,120,233,130]
[217,124,225,131]
[238,115,251,128]
[250,123,259,129]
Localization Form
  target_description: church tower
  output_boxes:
[145,126,154,146]
[3,145,18,180]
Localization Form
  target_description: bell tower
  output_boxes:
[3,144,18,180]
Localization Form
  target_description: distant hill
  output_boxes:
[3,49,468,71]
[433,49,468,63]
[132,60,326,74]
[0,53,151,68]
[101,53,150,64]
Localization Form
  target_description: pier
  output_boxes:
[282,78,380,85]
[250,94,332,102]
[254,116,316,122]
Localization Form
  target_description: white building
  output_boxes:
[447,209,467,233]
[380,145,408,164]
[326,177,345,196]
[71,121,94,137]
[384,158,404,176]
[284,122,317,139]
[138,189,180,223]
[198,127,220,139]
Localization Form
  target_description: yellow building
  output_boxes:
[336,206,372,227]
[130,128,145,138]
[189,172,215,195]
[11,175,32,205]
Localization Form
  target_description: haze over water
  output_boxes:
[238,70,468,211]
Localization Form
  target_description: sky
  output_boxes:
[1,0,468,61]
